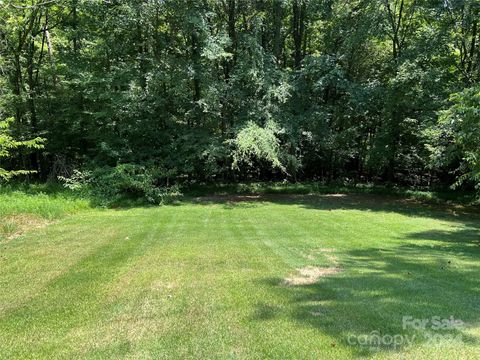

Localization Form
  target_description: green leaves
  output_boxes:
[0,0,477,189]
[438,85,480,188]
[232,120,288,174]
[0,118,45,180]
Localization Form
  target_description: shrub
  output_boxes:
[89,164,181,206]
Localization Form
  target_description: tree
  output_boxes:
[0,0,477,190]
[437,85,480,189]
[0,118,44,180]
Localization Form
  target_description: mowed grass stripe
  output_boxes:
[0,195,479,359]
[0,209,173,357]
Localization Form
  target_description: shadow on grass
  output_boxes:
[405,228,480,248]
[2,189,478,356]
[235,196,480,356]
[187,193,480,356]
[254,244,480,356]
[188,192,479,222]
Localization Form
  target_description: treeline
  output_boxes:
[0,0,479,191]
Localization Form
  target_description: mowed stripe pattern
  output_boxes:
[1,195,479,359]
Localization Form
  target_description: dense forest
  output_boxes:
[1,0,479,199]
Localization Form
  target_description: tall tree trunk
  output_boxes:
[466,16,477,76]
[383,0,410,181]
[72,0,79,54]
[136,9,147,90]
[27,38,40,175]
[225,0,236,80]
[272,0,283,63]
[191,30,201,127]
[12,53,23,124]
[43,11,57,87]
[292,0,305,68]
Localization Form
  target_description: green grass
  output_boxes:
[1,193,480,359]
[0,184,91,240]
[0,189,90,219]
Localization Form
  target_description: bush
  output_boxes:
[89,164,181,206]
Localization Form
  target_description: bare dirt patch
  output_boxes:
[283,265,342,286]
[1,214,52,240]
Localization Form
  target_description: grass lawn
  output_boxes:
[1,193,479,359]
[0,186,89,240]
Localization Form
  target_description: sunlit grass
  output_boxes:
[0,185,90,239]
[0,193,479,359]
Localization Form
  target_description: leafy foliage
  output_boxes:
[89,164,180,206]
[232,121,286,173]
[438,85,480,188]
[0,0,479,193]
[0,118,44,180]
